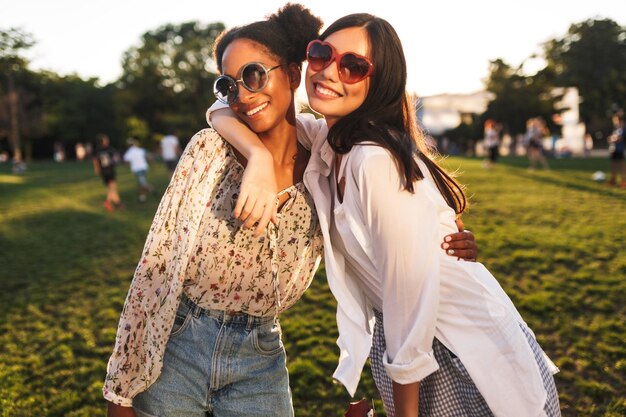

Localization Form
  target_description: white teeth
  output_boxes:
[316,84,340,97]
[246,102,268,116]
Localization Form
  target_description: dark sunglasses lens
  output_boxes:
[339,54,371,83]
[307,42,333,71]
[242,64,267,91]
[214,76,237,103]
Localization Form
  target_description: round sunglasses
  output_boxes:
[213,62,285,104]
[306,40,374,84]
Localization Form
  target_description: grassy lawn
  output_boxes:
[0,156,624,416]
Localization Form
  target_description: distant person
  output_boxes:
[159,132,182,174]
[53,141,65,162]
[525,117,550,170]
[123,138,153,202]
[75,142,87,161]
[439,136,450,154]
[12,159,27,174]
[84,142,94,159]
[93,133,122,212]
[607,113,625,187]
[550,133,559,158]
[583,133,593,158]
[482,119,500,169]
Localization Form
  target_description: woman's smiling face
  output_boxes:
[305,27,371,128]
[220,38,293,134]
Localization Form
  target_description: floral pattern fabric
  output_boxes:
[103,129,323,406]
[184,146,321,316]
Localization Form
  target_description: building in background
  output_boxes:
[416,88,585,157]
[415,91,492,136]
[552,87,586,156]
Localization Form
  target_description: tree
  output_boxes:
[482,59,559,137]
[0,27,35,165]
[543,18,626,133]
[38,73,120,154]
[442,113,483,155]
[118,21,225,143]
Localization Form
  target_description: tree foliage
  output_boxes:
[118,21,225,144]
[481,18,625,139]
[1,20,227,158]
[0,27,35,161]
[482,59,559,136]
[38,73,120,154]
[5,16,620,159]
[0,27,34,69]
[543,18,626,132]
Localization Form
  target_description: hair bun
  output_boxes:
[270,3,323,63]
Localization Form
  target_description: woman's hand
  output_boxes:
[235,150,278,237]
[208,107,279,236]
[107,402,137,417]
[441,218,478,261]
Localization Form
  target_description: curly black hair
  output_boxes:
[214,3,323,72]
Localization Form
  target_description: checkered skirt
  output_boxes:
[369,310,560,416]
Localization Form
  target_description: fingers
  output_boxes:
[233,154,278,235]
[233,190,249,219]
[253,201,278,237]
[234,187,278,237]
[239,199,264,229]
[442,230,478,262]
[444,247,477,262]
[443,230,476,245]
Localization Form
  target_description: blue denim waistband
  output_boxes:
[180,293,276,329]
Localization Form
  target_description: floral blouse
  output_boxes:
[103,129,323,406]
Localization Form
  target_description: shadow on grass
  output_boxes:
[465,156,625,200]
[494,156,610,173]
[0,208,147,314]
[515,170,626,199]
[0,207,150,417]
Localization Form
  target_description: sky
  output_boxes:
[1,0,624,97]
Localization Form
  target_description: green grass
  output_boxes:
[1,157,625,416]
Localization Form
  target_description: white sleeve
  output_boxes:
[296,113,327,151]
[206,100,229,127]
[355,150,440,384]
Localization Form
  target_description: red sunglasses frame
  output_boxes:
[306,40,374,84]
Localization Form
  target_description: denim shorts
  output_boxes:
[133,295,293,417]
[133,170,149,187]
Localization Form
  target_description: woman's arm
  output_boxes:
[393,381,419,417]
[93,158,100,176]
[209,104,328,235]
[107,402,137,417]
[210,107,278,236]
[354,150,441,410]
[210,103,479,258]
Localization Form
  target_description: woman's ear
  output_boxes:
[288,63,301,90]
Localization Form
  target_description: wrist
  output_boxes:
[246,147,273,164]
